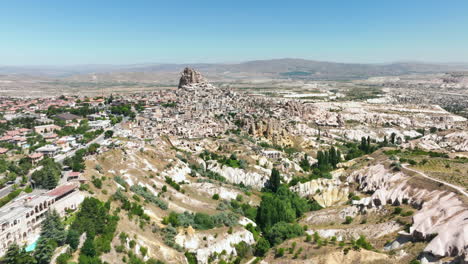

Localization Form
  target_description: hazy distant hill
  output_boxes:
[1,59,468,80]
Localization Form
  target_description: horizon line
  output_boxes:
[1,58,468,68]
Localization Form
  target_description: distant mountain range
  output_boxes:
[1,58,468,80]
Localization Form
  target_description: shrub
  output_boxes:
[56,253,72,264]
[165,177,181,191]
[401,210,414,217]
[275,248,284,258]
[130,185,168,210]
[265,222,304,246]
[355,235,373,250]
[255,237,270,256]
[393,207,403,215]
[343,216,353,224]
[185,252,198,264]
[92,176,103,189]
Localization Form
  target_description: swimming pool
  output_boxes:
[25,239,38,252]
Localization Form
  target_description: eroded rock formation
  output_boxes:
[348,164,468,261]
[290,178,349,207]
[176,227,255,264]
[207,160,270,189]
[247,119,294,146]
[178,67,206,88]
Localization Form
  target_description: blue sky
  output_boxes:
[1,0,467,65]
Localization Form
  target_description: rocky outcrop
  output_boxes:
[178,67,206,88]
[290,178,349,207]
[348,164,468,261]
[161,162,190,182]
[412,192,468,259]
[207,161,270,189]
[191,182,243,201]
[314,188,349,208]
[175,227,255,264]
[307,221,401,241]
[418,131,468,152]
[302,206,359,226]
[348,164,406,193]
[247,119,294,147]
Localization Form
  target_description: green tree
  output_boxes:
[31,158,61,189]
[81,237,97,257]
[268,168,281,193]
[256,186,309,230]
[104,130,114,139]
[299,154,311,171]
[4,244,21,264]
[40,210,66,245]
[34,239,56,264]
[184,252,198,264]
[254,237,270,257]
[4,244,36,264]
[67,229,81,251]
[265,222,304,245]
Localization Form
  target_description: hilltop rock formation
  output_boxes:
[178,67,206,88]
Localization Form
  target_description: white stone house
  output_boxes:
[0,184,84,256]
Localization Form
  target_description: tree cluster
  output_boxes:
[31,158,61,189]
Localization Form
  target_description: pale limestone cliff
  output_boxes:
[175,227,255,264]
[418,131,468,152]
[290,178,349,207]
[207,160,270,189]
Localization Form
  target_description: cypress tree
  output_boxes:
[269,168,281,193]
[360,137,367,151]
[330,147,337,168]
[317,151,324,168]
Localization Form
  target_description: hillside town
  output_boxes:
[0,68,467,264]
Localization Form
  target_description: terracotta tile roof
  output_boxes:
[29,153,44,159]
[67,171,81,177]
[46,184,77,197]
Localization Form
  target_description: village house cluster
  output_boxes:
[0,95,124,255]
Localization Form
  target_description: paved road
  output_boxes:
[54,118,126,164]
[402,164,468,198]
[0,185,13,199]
[0,175,25,199]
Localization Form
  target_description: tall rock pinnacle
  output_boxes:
[178,67,206,88]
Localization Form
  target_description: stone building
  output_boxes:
[0,184,84,256]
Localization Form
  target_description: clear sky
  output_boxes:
[1,0,468,65]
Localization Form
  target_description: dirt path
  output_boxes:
[403,164,468,198]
